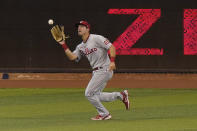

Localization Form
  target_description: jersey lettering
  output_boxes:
[80,48,98,56]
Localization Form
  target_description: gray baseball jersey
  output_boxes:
[73,34,112,69]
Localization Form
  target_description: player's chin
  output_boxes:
[78,30,86,36]
[78,32,83,36]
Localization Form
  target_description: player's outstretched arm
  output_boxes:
[50,25,78,61]
[109,45,116,71]
[59,41,78,61]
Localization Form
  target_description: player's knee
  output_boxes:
[85,90,91,97]
[85,90,95,98]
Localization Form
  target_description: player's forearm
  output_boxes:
[59,41,77,61]
[109,45,116,62]
[64,49,77,60]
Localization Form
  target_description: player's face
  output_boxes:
[78,25,89,36]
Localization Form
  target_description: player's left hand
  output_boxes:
[109,62,116,71]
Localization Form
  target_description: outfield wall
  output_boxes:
[0,0,197,72]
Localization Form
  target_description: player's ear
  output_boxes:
[86,27,90,32]
[87,27,90,32]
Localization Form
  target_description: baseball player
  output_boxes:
[50,20,130,120]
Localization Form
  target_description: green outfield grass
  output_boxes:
[0,88,197,131]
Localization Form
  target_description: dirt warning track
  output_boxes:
[0,73,197,88]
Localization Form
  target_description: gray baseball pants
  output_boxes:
[85,67,122,116]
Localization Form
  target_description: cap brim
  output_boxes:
[75,23,89,28]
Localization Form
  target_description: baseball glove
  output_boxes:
[50,25,69,42]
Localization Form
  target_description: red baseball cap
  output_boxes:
[75,20,91,29]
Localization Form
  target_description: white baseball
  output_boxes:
[48,19,54,25]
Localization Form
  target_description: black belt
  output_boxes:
[93,67,103,71]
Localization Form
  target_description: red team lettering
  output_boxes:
[80,48,98,56]
[184,9,197,55]
[108,9,163,55]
